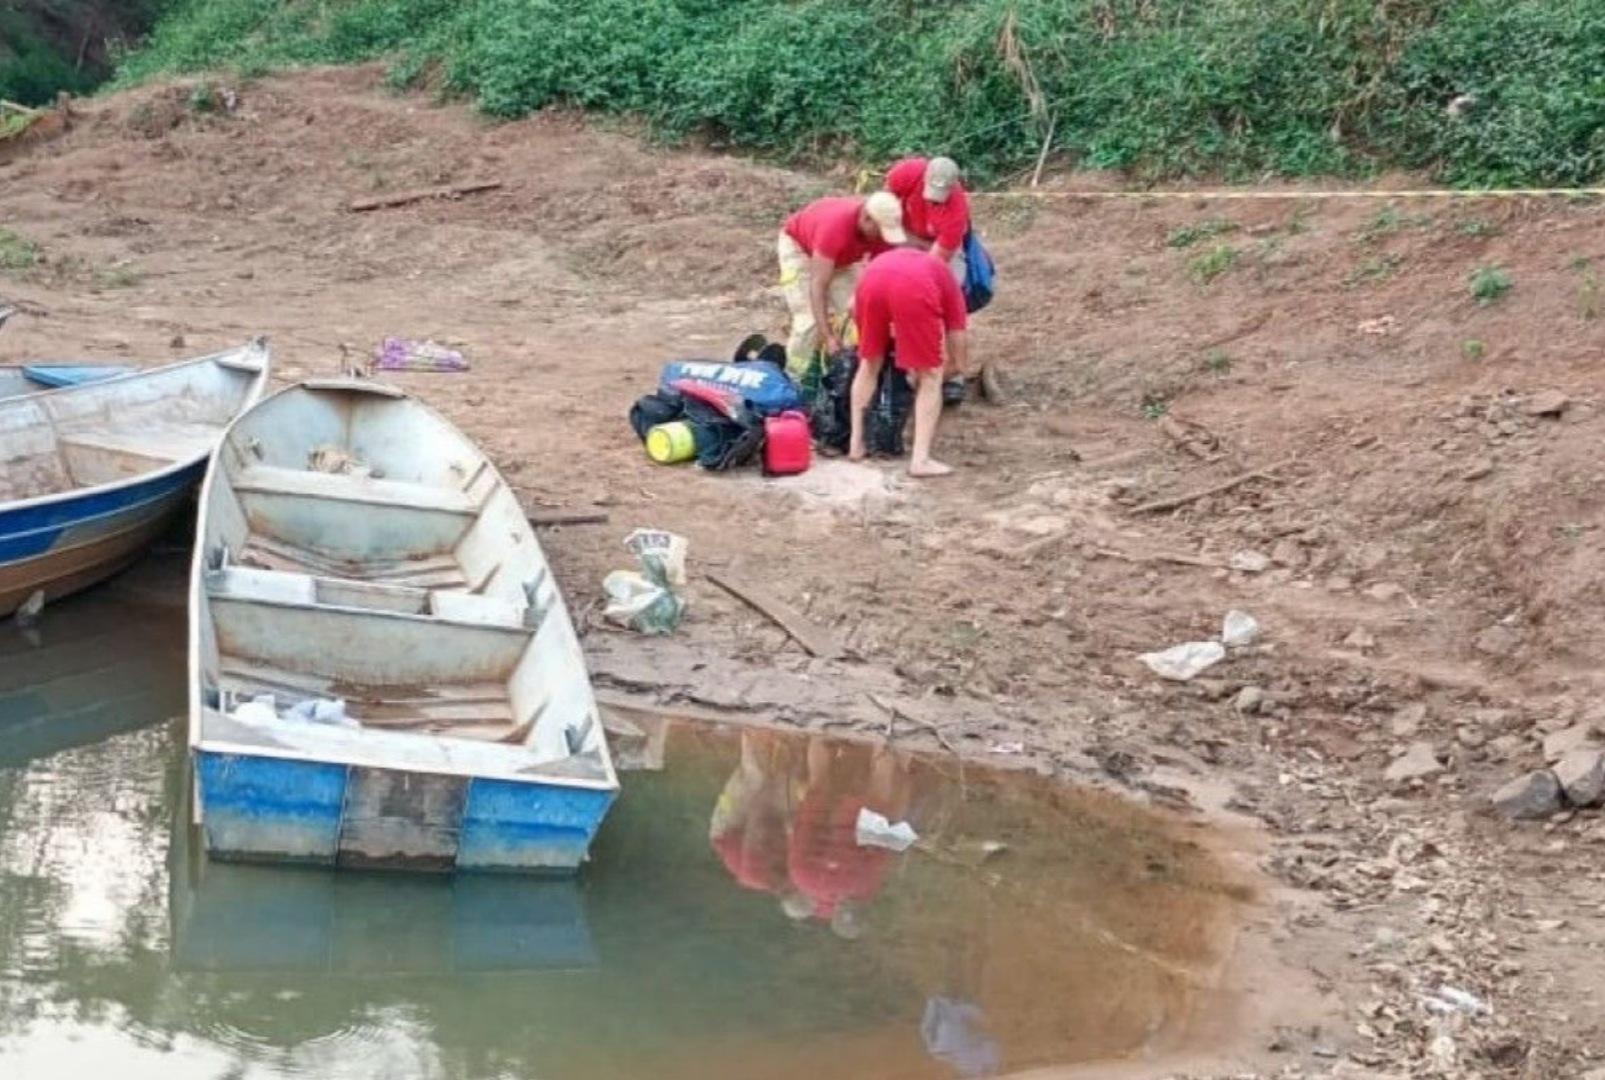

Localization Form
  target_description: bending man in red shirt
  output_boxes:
[851,248,970,478]
[777,192,906,379]
[884,155,970,279]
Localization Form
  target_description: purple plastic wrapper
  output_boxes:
[372,337,469,372]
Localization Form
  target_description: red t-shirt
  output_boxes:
[854,248,969,371]
[783,196,891,268]
[885,157,971,252]
[787,793,892,919]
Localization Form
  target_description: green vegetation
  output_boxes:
[0,11,93,104]
[1188,244,1238,284]
[1357,203,1433,241]
[1461,338,1485,360]
[1167,218,1237,249]
[1454,217,1499,237]
[1203,349,1232,373]
[93,263,145,289]
[1,3,171,105]
[112,0,1605,185]
[1141,398,1170,421]
[1469,265,1512,304]
[1346,253,1404,287]
[0,229,40,272]
[1577,267,1600,320]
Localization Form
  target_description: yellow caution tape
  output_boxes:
[971,186,1605,201]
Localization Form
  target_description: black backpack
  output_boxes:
[809,347,912,457]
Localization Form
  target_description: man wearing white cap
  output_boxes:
[777,192,906,378]
[884,155,971,282]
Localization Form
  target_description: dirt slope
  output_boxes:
[1,67,1602,1076]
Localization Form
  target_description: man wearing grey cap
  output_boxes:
[884,155,971,283]
[886,155,989,401]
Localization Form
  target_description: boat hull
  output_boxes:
[195,750,616,874]
[0,460,203,616]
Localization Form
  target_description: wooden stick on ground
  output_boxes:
[1093,547,1222,569]
[348,180,502,212]
[1131,457,1295,515]
[527,509,610,528]
[707,569,844,660]
[867,693,961,756]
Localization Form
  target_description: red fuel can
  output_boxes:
[763,411,812,476]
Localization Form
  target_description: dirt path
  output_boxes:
[2,66,1602,1077]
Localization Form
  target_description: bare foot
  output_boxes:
[848,444,868,462]
[908,458,954,478]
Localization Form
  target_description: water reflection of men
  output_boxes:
[708,732,916,939]
[708,729,795,895]
[785,738,913,939]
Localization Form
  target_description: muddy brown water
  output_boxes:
[0,551,1254,1079]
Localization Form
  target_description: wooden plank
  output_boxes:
[1130,458,1294,515]
[219,659,334,696]
[348,180,502,213]
[705,569,844,660]
[360,701,515,725]
[527,509,610,528]
[235,465,476,515]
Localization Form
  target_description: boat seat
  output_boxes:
[57,421,221,465]
[208,565,528,628]
[233,465,476,515]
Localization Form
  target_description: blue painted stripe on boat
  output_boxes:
[196,752,349,865]
[458,779,615,872]
[0,460,203,562]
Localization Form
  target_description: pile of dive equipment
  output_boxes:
[628,334,914,475]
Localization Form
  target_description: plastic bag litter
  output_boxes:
[372,337,468,372]
[855,807,919,852]
[1424,985,1490,1017]
[1140,640,1226,681]
[234,694,278,725]
[1221,609,1262,647]
[602,529,688,634]
[921,997,1002,1078]
[287,698,358,728]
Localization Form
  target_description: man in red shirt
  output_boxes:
[884,156,970,279]
[777,192,906,378]
[886,156,994,404]
[850,247,971,478]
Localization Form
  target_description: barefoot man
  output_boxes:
[849,247,970,477]
[777,191,907,379]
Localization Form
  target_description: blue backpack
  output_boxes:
[658,336,804,419]
[962,230,996,314]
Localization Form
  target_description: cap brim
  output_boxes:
[882,224,908,244]
[923,184,952,202]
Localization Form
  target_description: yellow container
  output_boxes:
[646,421,697,464]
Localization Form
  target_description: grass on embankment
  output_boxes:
[114,0,1605,187]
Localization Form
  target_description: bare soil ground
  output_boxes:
[2,66,1603,1078]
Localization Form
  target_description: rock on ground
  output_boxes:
[1542,722,1601,763]
[1390,703,1427,738]
[1553,748,1605,807]
[1385,741,1444,784]
[1489,769,1562,820]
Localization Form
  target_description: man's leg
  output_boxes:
[847,354,883,461]
[942,247,978,404]
[908,369,953,477]
[777,233,819,378]
[827,269,857,346]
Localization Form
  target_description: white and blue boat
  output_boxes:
[187,379,617,874]
[0,341,270,616]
